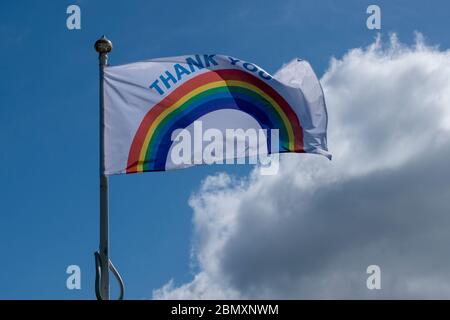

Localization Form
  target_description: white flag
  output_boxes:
[103,54,329,175]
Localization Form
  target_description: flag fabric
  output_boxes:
[103,54,330,175]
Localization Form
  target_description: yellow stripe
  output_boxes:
[137,80,295,172]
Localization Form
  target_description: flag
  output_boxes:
[103,54,330,175]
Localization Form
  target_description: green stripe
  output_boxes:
[143,85,290,170]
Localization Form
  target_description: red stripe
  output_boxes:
[126,69,303,173]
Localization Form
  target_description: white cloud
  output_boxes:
[153,34,450,299]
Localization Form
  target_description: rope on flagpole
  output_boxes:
[94,251,124,300]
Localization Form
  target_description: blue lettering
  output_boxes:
[186,55,205,73]
[149,79,164,95]
[159,71,177,90]
[258,70,272,80]
[243,62,257,72]
[203,54,218,67]
[174,64,191,81]
[228,56,240,65]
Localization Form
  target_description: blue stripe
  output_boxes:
[144,90,290,171]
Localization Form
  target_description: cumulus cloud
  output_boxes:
[153,34,450,299]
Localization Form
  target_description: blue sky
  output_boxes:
[0,0,448,299]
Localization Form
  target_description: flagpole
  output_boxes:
[95,35,112,300]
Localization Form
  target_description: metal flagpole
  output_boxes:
[94,35,124,300]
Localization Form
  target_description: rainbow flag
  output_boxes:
[103,55,330,175]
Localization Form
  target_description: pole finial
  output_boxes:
[95,35,113,54]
